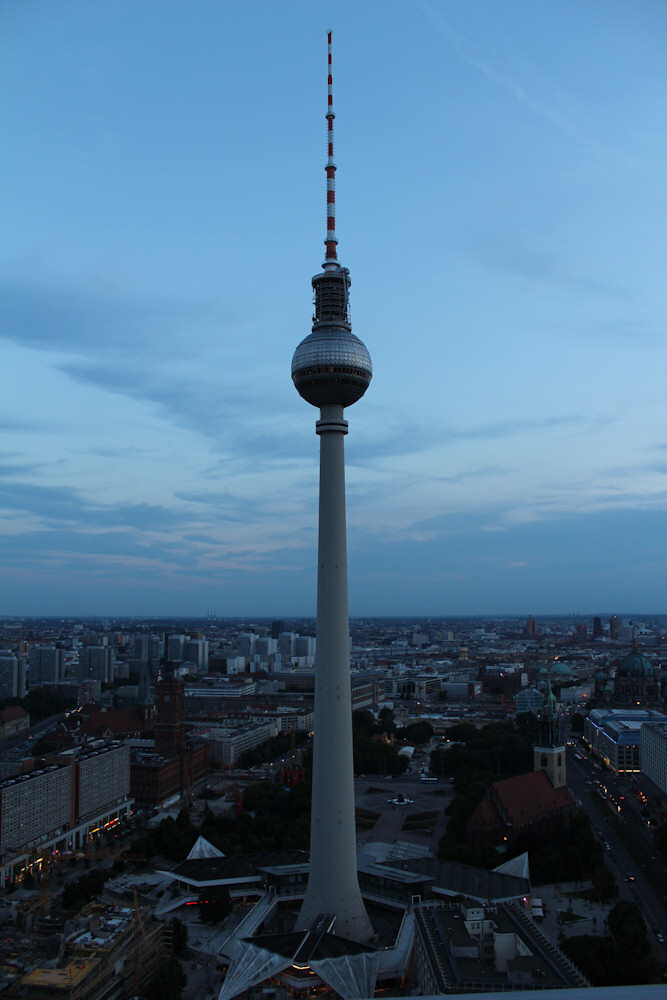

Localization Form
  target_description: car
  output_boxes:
[657,933,664,944]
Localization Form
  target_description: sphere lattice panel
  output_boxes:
[291,327,372,408]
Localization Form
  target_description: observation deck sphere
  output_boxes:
[291,327,372,408]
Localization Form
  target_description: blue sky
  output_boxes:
[1,0,665,617]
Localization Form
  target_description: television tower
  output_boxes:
[291,32,373,942]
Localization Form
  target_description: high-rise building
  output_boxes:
[78,645,113,684]
[270,620,285,639]
[0,652,19,699]
[133,634,151,660]
[256,637,277,657]
[0,740,132,884]
[291,32,373,942]
[238,632,257,657]
[166,633,186,662]
[28,644,64,686]
[184,637,209,672]
[278,632,297,659]
[294,635,316,659]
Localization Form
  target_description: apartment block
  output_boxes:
[28,644,64,686]
[641,721,667,795]
[78,645,114,684]
[0,740,132,885]
[205,720,277,766]
[0,653,19,699]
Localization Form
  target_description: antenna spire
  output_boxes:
[324,30,338,269]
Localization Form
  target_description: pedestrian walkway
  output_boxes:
[535,881,609,944]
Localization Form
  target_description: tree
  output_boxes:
[352,709,376,737]
[352,731,408,776]
[562,927,662,986]
[397,721,434,745]
[607,900,648,955]
[653,821,667,853]
[571,712,585,733]
[147,956,186,1000]
[514,712,540,742]
[170,917,188,956]
[591,863,618,903]
[377,707,396,734]
[446,722,478,742]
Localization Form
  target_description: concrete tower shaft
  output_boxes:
[293,33,373,942]
[296,405,374,940]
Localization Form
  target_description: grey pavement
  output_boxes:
[532,881,609,945]
[355,776,454,855]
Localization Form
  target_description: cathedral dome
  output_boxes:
[551,661,574,676]
[616,647,655,679]
[539,661,573,678]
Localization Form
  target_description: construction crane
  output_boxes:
[133,889,149,999]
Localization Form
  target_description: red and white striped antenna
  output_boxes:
[324,30,338,269]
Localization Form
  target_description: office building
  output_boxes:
[28,644,64,686]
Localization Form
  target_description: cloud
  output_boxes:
[0,479,185,531]
[0,269,307,467]
[0,457,43,478]
[44,347,297,470]
[579,319,662,345]
[413,0,648,168]
[351,412,606,474]
[173,489,261,524]
[0,272,224,358]
[347,505,667,614]
[461,234,629,299]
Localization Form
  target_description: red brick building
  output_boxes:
[0,706,30,740]
[467,769,576,850]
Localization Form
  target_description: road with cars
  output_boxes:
[566,745,667,955]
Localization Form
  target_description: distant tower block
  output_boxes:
[292,32,373,943]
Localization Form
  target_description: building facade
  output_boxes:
[585,707,667,773]
[28,644,64,686]
[640,721,667,794]
[0,739,133,886]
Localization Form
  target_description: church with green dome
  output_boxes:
[613,641,659,705]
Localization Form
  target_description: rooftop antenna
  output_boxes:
[324,30,338,269]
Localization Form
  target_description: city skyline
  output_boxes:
[1,1,666,617]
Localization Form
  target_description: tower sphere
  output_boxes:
[291,325,372,408]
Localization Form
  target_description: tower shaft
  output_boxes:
[292,32,372,942]
[296,404,373,940]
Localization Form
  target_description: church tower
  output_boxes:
[533,675,566,789]
[135,660,155,725]
[154,667,186,758]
